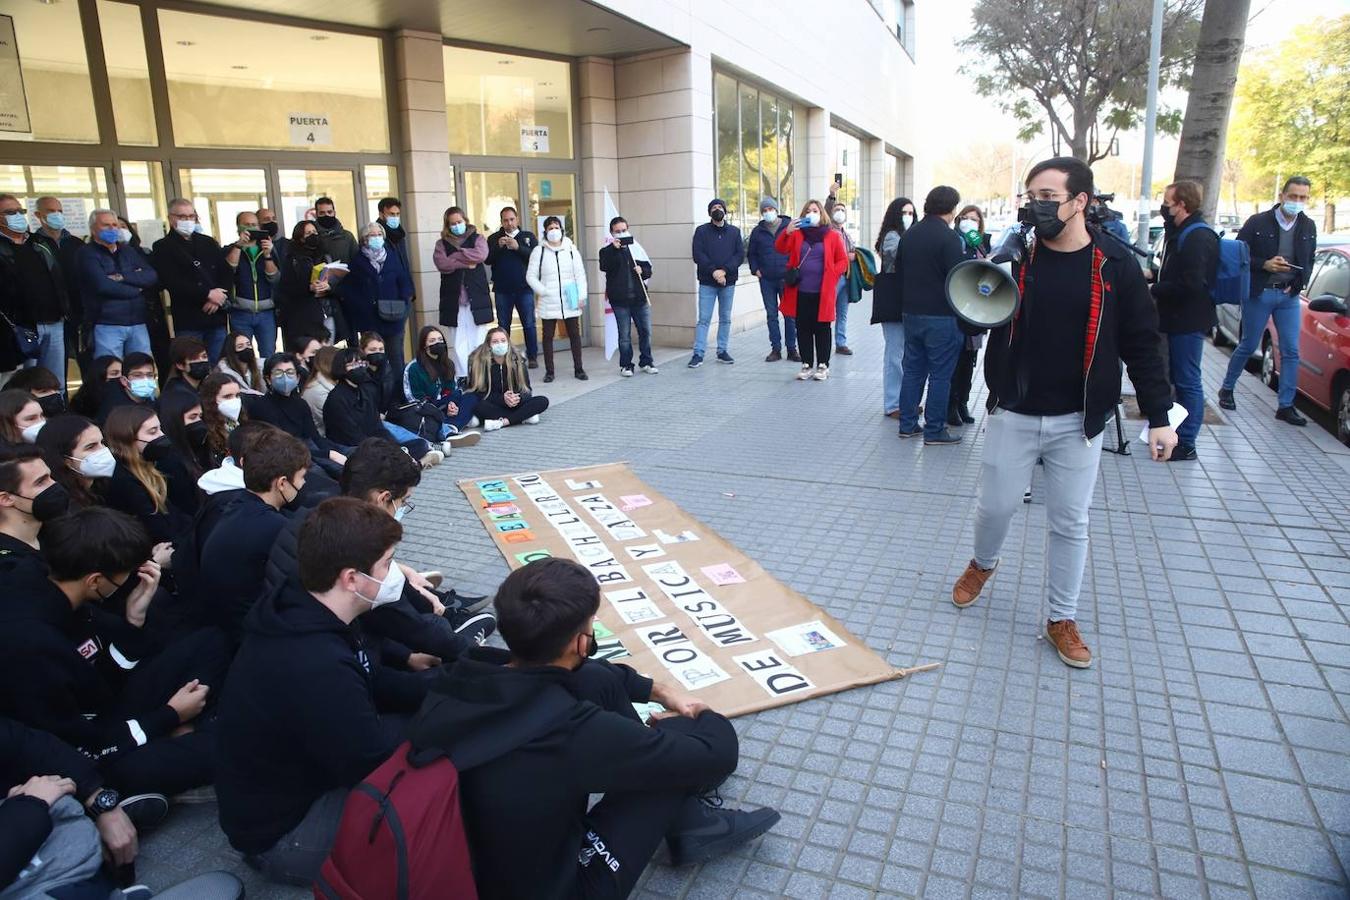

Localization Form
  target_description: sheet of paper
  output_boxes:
[766,620,847,656]
[654,529,699,545]
[620,494,652,511]
[1138,401,1189,444]
[701,563,746,586]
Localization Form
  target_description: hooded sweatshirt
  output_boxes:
[216,580,403,855]
[408,649,739,900]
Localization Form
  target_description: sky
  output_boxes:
[914,0,1348,196]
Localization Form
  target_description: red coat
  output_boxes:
[774,227,850,322]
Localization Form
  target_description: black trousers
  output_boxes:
[542,317,583,375]
[793,292,832,369]
[101,627,232,796]
[950,345,978,412]
[477,394,549,426]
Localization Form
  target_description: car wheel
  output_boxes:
[1260,339,1279,391]
[1336,379,1350,446]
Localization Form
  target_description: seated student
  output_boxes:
[68,355,122,420]
[161,335,212,402]
[0,506,228,798]
[290,334,323,384]
[198,372,244,469]
[95,352,159,426]
[400,325,481,447]
[244,352,349,477]
[302,344,339,436]
[216,497,419,885]
[467,326,549,430]
[1,715,150,896]
[0,389,47,446]
[0,445,71,582]
[35,414,113,509]
[103,406,193,544]
[360,331,461,458]
[217,331,264,395]
[5,366,67,417]
[159,387,211,476]
[324,348,441,468]
[411,558,780,898]
[199,429,309,639]
[262,436,495,663]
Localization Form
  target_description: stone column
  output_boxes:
[865,137,887,249]
[577,57,618,348]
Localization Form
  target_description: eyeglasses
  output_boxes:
[1023,191,1071,203]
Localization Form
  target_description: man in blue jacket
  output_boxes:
[747,197,799,363]
[486,206,539,368]
[689,198,744,368]
[76,210,158,362]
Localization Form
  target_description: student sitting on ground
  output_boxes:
[102,406,194,544]
[0,505,229,799]
[0,445,70,581]
[399,325,481,448]
[68,356,121,420]
[244,351,350,478]
[216,497,419,886]
[217,331,263,395]
[0,389,47,446]
[95,352,159,425]
[302,345,340,436]
[198,372,244,468]
[410,557,780,899]
[324,348,441,468]
[35,414,111,510]
[467,326,549,431]
[5,366,66,418]
[158,387,211,477]
[199,429,310,640]
[361,331,464,457]
[161,335,212,402]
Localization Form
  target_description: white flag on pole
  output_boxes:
[602,187,621,360]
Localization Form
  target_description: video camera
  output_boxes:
[1086,193,1121,228]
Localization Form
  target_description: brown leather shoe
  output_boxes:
[952,559,996,608]
[1045,619,1092,668]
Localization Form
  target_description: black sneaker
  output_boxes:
[959,405,975,424]
[716,351,735,364]
[575,370,589,381]
[543,372,555,383]
[453,612,497,645]
[898,426,922,439]
[687,354,704,369]
[1169,444,1198,461]
[435,587,493,616]
[924,430,963,446]
[1275,406,1307,426]
[765,349,782,362]
[1217,388,1235,410]
[835,345,853,356]
[947,407,964,428]
[786,349,801,362]
[120,794,170,830]
[666,800,781,867]
[527,358,539,370]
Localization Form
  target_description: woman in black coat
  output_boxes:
[276,221,336,346]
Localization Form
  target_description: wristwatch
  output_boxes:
[88,787,120,816]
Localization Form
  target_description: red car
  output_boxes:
[1261,244,1350,444]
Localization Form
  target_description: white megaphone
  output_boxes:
[944,225,1029,329]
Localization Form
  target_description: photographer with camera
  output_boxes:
[1089,193,1133,247]
[224,211,280,361]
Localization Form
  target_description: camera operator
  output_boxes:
[1089,193,1133,246]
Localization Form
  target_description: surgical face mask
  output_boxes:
[384,216,400,230]
[272,373,299,396]
[21,482,70,523]
[801,213,819,227]
[129,378,158,400]
[236,347,255,365]
[187,360,211,381]
[393,502,413,523]
[1282,200,1305,217]
[611,230,629,241]
[117,228,133,244]
[347,367,371,385]
[1027,198,1071,241]
[3,212,28,232]
[490,341,510,358]
[73,446,116,479]
[302,234,321,251]
[174,218,197,237]
[958,219,979,234]
[357,560,406,609]
[901,213,914,229]
[710,208,726,223]
[449,222,467,236]
[43,212,66,231]
[762,211,778,223]
[192,222,204,234]
[21,420,45,443]
[365,236,385,252]
[217,396,243,422]
[831,209,847,225]
[545,228,562,243]
[97,228,121,245]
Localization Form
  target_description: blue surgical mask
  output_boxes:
[129,378,158,400]
[1282,201,1305,217]
[43,212,65,231]
[450,223,467,236]
[272,373,299,396]
[97,228,121,244]
[384,215,400,230]
[490,342,509,357]
[366,236,385,252]
[762,211,777,223]
[802,213,819,227]
[117,227,133,244]
[4,212,29,232]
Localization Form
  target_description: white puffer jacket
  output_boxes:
[526,238,588,320]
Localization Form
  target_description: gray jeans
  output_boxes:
[251,787,349,886]
[972,409,1103,622]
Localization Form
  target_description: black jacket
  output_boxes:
[216,581,405,855]
[0,234,69,328]
[276,249,331,341]
[598,244,652,307]
[485,229,537,293]
[103,461,191,545]
[151,232,231,332]
[199,492,289,639]
[379,221,413,294]
[985,229,1173,439]
[899,215,966,318]
[691,222,744,286]
[244,390,345,459]
[1152,214,1218,334]
[323,379,384,447]
[409,650,739,900]
[473,361,534,409]
[1236,205,1318,298]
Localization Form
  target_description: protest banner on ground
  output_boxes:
[460,463,906,717]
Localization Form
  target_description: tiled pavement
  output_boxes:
[140,302,1349,899]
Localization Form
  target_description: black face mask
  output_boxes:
[236,347,256,365]
[261,221,279,238]
[1159,204,1171,221]
[94,573,134,606]
[140,434,173,463]
[364,352,386,369]
[347,367,371,385]
[427,342,446,359]
[185,420,209,448]
[22,481,70,522]
[37,393,66,417]
[187,361,211,381]
[315,215,338,230]
[710,209,726,223]
[302,234,322,251]
[1027,198,1071,241]
[296,363,310,384]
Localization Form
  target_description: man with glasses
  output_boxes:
[152,199,231,362]
[950,157,1177,671]
[0,194,69,388]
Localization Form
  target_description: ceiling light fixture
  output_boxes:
[497,59,514,65]
[310,35,329,42]
[231,64,248,70]
[176,40,195,46]
[586,27,610,34]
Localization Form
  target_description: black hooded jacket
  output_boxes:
[408,649,739,900]
[215,580,404,855]
[1152,213,1219,334]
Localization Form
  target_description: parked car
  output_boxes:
[1260,245,1350,444]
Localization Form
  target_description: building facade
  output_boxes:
[0,0,919,350]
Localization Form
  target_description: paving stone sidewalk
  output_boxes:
[140,302,1349,899]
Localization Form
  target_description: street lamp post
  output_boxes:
[1136,0,1165,248]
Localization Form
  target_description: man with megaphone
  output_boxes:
[949,156,1177,671]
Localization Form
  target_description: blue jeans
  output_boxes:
[757,278,796,352]
[881,321,905,414]
[381,421,432,459]
[1222,287,1301,408]
[442,391,479,432]
[93,324,151,361]
[495,289,538,360]
[27,321,66,389]
[177,326,227,364]
[694,283,734,356]
[898,315,963,439]
[612,303,653,369]
[835,276,849,347]
[229,309,277,360]
[1167,331,1204,447]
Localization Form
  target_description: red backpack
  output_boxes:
[313,742,478,900]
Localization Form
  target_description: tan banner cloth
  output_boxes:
[460,463,905,718]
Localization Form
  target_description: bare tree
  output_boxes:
[1173,0,1252,220]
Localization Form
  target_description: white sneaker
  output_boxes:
[640,364,660,375]
[813,365,829,381]
[796,365,812,381]
[419,449,444,468]
[524,414,541,425]
[438,441,454,456]
[620,367,633,377]
[482,418,507,433]
[446,430,482,448]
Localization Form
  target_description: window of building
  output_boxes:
[364,164,398,224]
[0,0,100,143]
[831,125,864,247]
[157,10,389,153]
[713,72,795,233]
[891,0,916,56]
[98,1,156,146]
[444,48,573,160]
[0,164,111,236]
[278,169,356,236]
[120,161,167,238]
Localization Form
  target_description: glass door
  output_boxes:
[176,167,269,245]
[460,169,521,235]
[277,168,358,237]
[0,163,113,239]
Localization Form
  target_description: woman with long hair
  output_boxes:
[35,415,111,509]
[872,196,915,418]
[199,372,245,468]
[69,355,122,419]
[468,327,549,430]
[218,331,263,394]
[302,345,340,434]
[289,334,323,385]
[159,388,210,476]
[525,215,588,383]
[0,389,46,445]
[948,204,991,427]
[775,200,849,382]
[403,325,480,434]
[276,220,335,346]
[102,405,190,543]
[433,206,492,376]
